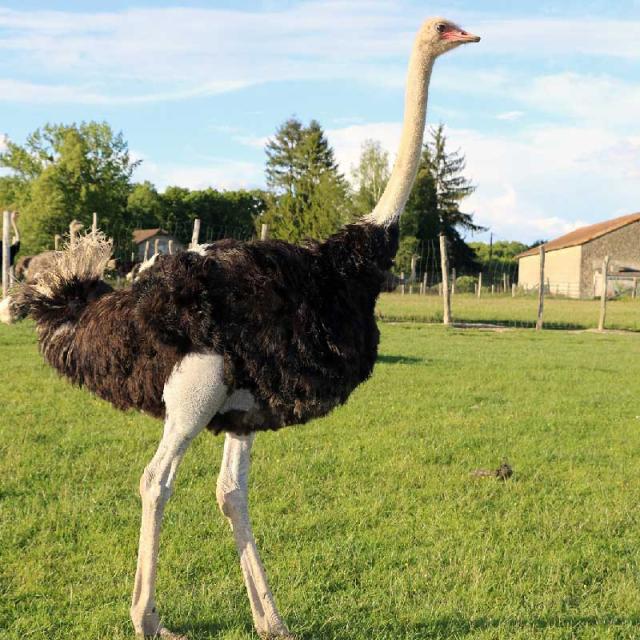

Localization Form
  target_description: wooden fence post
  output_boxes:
[512,283,516,298]
[536,246,545,330]
[168,239,174,255]
[190,218,201,248]
[2,211,10,298]
[144,240,150,261]
[400,272,405,295]
[477,272,482,298]
[439,233,451,326]
[422,272,427,295]
[92,212,98,236]
[154,238,159,255]
[260,224,269,241]
[632,277,637,299]
[491,285,495,295]
[598,255,610,331]
[54,234,61,251]
[410,255,417,283]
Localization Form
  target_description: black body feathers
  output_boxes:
[24,222,398,433]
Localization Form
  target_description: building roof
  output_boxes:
[517,212,640,258]
[132,228,173,245]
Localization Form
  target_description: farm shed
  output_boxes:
[517,212,640,298]
[132,228,183,261]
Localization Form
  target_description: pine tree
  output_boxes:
[265,118,305,196]
[262,117,352,243]
[423,123,479,235]
[399,124,484,273]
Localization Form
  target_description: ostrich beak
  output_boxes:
[445,29,481,43]
[458,30,481,43]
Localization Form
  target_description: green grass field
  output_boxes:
[2,319,640,639]
[377,293,640,331]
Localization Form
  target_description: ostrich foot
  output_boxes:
[135,625,188,640]
[132,609,188,639]
[257,621,297,640]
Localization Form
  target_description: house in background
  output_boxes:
[517,212,640,299]
[132,228,184,261]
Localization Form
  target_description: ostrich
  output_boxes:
[19,18,480,639]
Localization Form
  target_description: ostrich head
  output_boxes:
[416,17,480,58]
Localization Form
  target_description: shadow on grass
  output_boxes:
[377,354,425,365]
[376,314,616,331]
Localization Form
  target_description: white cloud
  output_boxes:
[0,3,415,103]
[475,17,640,60]
[326,121,403,177]
[449,124,640,241]
[323,120,640,242]
[1,5,639,103]
[0,78,248,105]
[496,111,524,121]
[235,135,269,150]
[134,157,263,192]
[519,73,640,128]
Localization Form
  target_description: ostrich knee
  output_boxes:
[140,466,174,507]
[216,476,247,523]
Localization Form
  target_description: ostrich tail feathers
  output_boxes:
[17,232,113,328]
[29,232,113,298]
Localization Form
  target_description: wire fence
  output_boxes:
[111,221,256,264]
[384,238,640,332]
[28,217,639,332]
[399,237,520,291]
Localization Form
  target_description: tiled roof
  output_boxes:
[518,212,640,258]
[132,228,169,244]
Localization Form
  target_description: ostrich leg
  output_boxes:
[130,353,227,638]
[216,433,292,639]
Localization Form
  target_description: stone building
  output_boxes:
[517,212,640,298]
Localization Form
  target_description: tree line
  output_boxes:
[0,122,265,258]
[0,118,520,272]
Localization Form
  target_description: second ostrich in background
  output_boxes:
[19,17,480,640]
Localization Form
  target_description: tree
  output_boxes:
[265,118,305,196]
[400,124,484,273]
[0,122,140,254]
[126,184,267,244]
[128,181,163,229]
[469,240,529,266]
[425,123,478,233]
[351,139,390,215]
[262,117,352,243]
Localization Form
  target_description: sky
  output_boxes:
[1,1,639,243]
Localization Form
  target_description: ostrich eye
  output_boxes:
[436,23,446,33]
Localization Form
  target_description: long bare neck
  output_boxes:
[365,44,434,226]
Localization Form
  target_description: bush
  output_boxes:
[455,275,477,293]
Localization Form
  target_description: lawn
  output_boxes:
[376,292,640,331]
[1,319,640,639]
